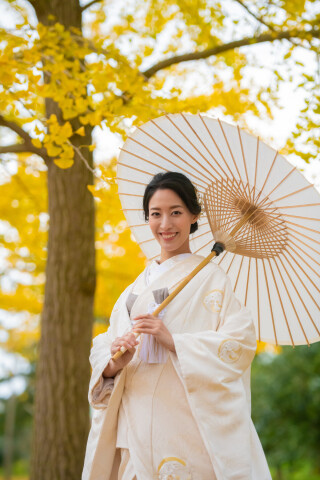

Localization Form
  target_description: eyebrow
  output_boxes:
[150,205,184,210]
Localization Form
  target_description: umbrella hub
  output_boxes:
[204,178,288,259]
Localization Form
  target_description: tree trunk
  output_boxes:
[30,2,95,479]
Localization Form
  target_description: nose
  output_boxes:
[160,213,174,230]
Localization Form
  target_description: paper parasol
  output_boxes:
[116,113,320,348]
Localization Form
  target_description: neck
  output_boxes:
[158,249,192,264]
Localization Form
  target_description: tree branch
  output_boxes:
[234,0,275,32]
[0,115,48,160]
[80,0,103,12]
[142,27,320,78]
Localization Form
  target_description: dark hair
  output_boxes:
[143,172,201,234]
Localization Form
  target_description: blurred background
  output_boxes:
[0,0,319,479]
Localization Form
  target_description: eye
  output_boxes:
[172,211,182,215]
[150,212,160,216]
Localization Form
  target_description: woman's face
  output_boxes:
[148,188,199,260]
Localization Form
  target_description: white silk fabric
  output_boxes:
[82,254,272,480]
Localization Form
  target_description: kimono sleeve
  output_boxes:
[172,273,257,386]
[88,285,132,409]
[171,271,257,479]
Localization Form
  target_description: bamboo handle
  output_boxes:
[111,250,218,361]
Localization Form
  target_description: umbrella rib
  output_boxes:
[264,166,296,200]
[287,242,320,275]
[244,257,251,306]
[279,202,320,209]
[271,183,314,203]
[217,250,228,266]
[288,234,320,262]
[234,255,244,293]
[253,150,279,204]
[278,254,320,336]
[138,124,215,184]
[198,115,233,180]
[283,214,320,221]
[269,258,303,346]
[255,258,261,342]
[201,116,235,179]
[285,220,320,235]
[237,126,251,199]
[118,153,208,193]
[173,114,227,180]
[218,119,242,179]
[284,248,320,293]
[116,177,149,187]
[226,253,236,274]
[253,137,259,197]
[288,226,320,247]
[262,259,278,345]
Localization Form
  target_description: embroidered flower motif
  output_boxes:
[218,339,243,363]
[202,289,224,313]
[157,457,191,480]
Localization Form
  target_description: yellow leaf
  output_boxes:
[75,126,85,136]
[89,144,96,152]
[31,138,42,149]
[46,144,62,157]
[87,184,95,194]
[54,159,74,169]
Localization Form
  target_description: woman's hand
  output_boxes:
[103,332,139,378]
[132,314,176,353]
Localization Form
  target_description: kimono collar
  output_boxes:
[146,253,193,286]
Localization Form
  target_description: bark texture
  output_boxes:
[30,2,95,479]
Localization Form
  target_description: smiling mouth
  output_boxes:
[160,233,178,239]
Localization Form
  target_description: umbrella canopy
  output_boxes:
[116,113,320,347]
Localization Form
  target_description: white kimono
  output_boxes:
[82,253,272,480]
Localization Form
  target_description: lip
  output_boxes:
[159,232,178,240]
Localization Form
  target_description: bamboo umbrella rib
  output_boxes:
[253,150,279,204]
[288,234,320,261]
[287,242,320,275]
[270,258,305,346]
[118,159,168,177]
[217,250,228,266]
[285,220,320,235]
[226,253,236,275]
[262,259,278,345]
[284,249,320,294]
[244,257,251,306]
[193,236,217,254]
[283,214,320,221]
[278,255,320,336]
[139,237,157,245]
[278,203,320,209]
[234,255,244,293]
[122,208,144,211]
[197,115,232,180]
[255,258,261,342]
[120,193,143,197]
[120,146,208,190]
[201,116,235,179]
[116,177,149,187]
[272,183,314,203]
[267,258,296,346]
[170,114,227,181]
[253,136,259,195]
[152,117,222,182]
[288,227,320,247]
[264,166,296,200]
[218,119,242,179]
[237,126,250,198]
[137,126,215,185]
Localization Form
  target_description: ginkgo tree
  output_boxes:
[0,0,319,478]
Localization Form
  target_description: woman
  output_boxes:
[82,172,272,480]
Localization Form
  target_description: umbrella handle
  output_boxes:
[111,247,220,361]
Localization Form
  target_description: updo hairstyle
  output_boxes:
[142,171,202,234]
